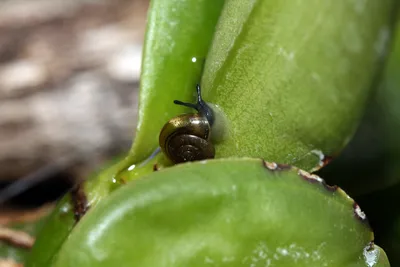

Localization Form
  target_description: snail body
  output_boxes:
[159,85,215,164]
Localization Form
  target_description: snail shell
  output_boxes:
[159,113,215,163]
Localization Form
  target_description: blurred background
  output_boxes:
[0,0,149,209]
[0,0,399,266]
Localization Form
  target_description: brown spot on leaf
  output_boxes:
[298,169,324,184]
[353,202,369,226]
[153,164,159,172]
[262,160,291,171]
[322,155,333,167]
[119,176,127,184]
[70,182,89,222]
[298,169,338,192]
[309,150,335,172]
[321,183,338,192]
[366,241,375,252]
[276,163,291,170]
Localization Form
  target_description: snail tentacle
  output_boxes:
[173,100,198,110]
[173,84,214,126]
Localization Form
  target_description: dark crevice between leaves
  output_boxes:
[69,183,89,223]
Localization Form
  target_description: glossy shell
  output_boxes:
[159,113,215,163]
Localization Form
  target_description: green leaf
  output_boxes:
[201,0,397,171]
[26,156,125,267]
[128,0,225,163]
[51,158,387,267]
[26,197,76,267]
[26,150,168,267]
[318,20,400,196]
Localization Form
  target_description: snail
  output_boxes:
[159,84,215,163]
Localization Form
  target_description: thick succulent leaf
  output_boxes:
[318,19,400,196]
[307,22,400,265]
[129,0,225,163]
[26,197,76,267]
[381,19,400,154]
[26,159,123,267]
[201,0,397,171]
[26,157,125,267]
[26,152,170,267]
[51,158,387,267]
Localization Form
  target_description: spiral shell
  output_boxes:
[159,113,215,163]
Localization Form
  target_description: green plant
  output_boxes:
[4,0,399,266]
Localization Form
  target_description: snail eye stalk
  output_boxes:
[173,84,215,126]
[173,100,198,110]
